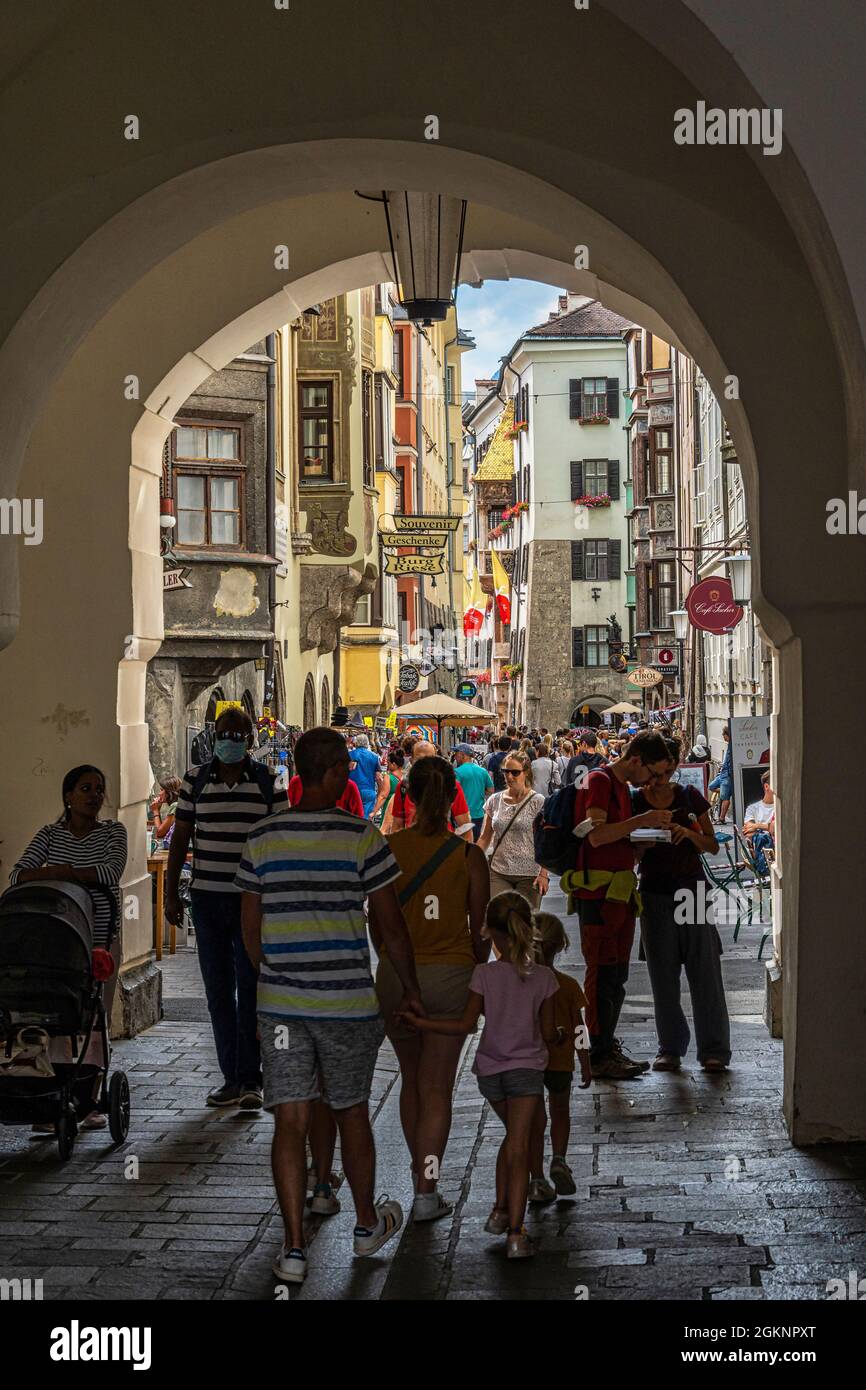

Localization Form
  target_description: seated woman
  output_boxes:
[149,776,183,849]
[9,764,128,1131]
[632,738,731,1074]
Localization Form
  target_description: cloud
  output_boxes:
[457,279,563,389]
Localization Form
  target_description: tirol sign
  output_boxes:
[686,577,744,635]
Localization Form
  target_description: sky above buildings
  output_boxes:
[455,278,563,397]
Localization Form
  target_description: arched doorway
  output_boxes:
[320,676,331,728]
[302,675,316,731]
[570,696,616,729]
[1,4,863,1142]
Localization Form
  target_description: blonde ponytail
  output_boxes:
[486,890,538,979]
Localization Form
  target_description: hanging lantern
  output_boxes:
[382,192,467,323]
[723,553,752,606]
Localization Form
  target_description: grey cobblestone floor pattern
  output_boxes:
[1,881,864,1301]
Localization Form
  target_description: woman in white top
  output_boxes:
[532,749,554,797]
[476,750,548,908]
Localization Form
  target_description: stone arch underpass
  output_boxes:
[0,0,864,1154]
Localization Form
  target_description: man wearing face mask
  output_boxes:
[167,707,288,1108]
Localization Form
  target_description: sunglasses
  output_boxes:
[503,768,523,776]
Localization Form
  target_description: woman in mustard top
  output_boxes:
[373,756,490,1223]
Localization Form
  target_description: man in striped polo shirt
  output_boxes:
[166,707,288,1110]
[237,725,422,1285]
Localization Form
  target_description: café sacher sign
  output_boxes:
[685,577,744,635]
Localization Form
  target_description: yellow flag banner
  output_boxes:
[490,548,511,624]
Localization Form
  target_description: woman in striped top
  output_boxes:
[10,765,127,949]
[9,764,128,1131]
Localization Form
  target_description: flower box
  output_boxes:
[579,413,609,426]
[574,494,612,509]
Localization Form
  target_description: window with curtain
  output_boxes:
[585,625,609,667]
[653,560,676,628]
[583,459,609,496]
[585,539,609,580]
[173,422,243,548]
[299,381,334,480]
[582,377,607,416]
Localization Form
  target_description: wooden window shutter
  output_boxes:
[608,539,622,579]
[569,379,582,419]
[607,459,620,500]
[523,385,529,422]
[571,539,585,580]
[570,460,584,500]
[606,378,620,418]
[572,627,585,668]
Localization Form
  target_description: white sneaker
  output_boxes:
[353,1196,403,1256]
[273,1245,308,1283]
[309,1184,341,1216]
[412,1191,453,1223]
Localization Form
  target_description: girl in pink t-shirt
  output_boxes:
[399,891,560,1259]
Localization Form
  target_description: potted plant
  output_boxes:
[579,412,609,426]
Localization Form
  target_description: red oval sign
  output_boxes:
[685,578,744,634]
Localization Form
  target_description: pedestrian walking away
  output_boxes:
[166,707,287,1112]
[236,726,423,1286]
[377,755,490,1223]
[453,741,494,840]
[528,912,592,1203]
[559,732,673,1080]
[348,733,386,819]
[477,752,547,907]
[632,737,730,1072]
[398,890,560,1259]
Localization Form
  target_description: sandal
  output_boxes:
[484,1206,509,1235]
[702,1057,728,1072]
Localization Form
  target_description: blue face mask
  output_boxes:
[214,738,247,764]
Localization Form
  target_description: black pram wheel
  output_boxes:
[56,1104,77,1161]
[108,1070,130,1142]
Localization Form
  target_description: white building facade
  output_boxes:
[504,296,634,730]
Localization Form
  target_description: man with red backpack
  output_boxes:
[560,732,673,1079]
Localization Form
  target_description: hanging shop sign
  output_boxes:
[384,552,446,576]
[608,652,628,674]
[456,680,478,700]
[418,660,436,677]
[380,529,449,549]
[391,513,462,533]
[626,666,663,688]
[398,664,421,693]
[163,567,192,591]
[385,711,398,730]
[685,578,743,635]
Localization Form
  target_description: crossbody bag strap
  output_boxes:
[489,793,535,873]
[398,834,464,907]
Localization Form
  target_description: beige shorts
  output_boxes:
[375,956,475,1042]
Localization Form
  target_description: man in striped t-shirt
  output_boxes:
[166,706,287,1110]
[237,726,421,1284]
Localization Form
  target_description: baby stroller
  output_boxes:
[0,880,130,1161]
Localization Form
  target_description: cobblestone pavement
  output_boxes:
[1,882,865,1301]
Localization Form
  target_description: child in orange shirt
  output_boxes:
[529,912,592,1200]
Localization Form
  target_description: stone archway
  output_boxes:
[0,2,863,1142]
